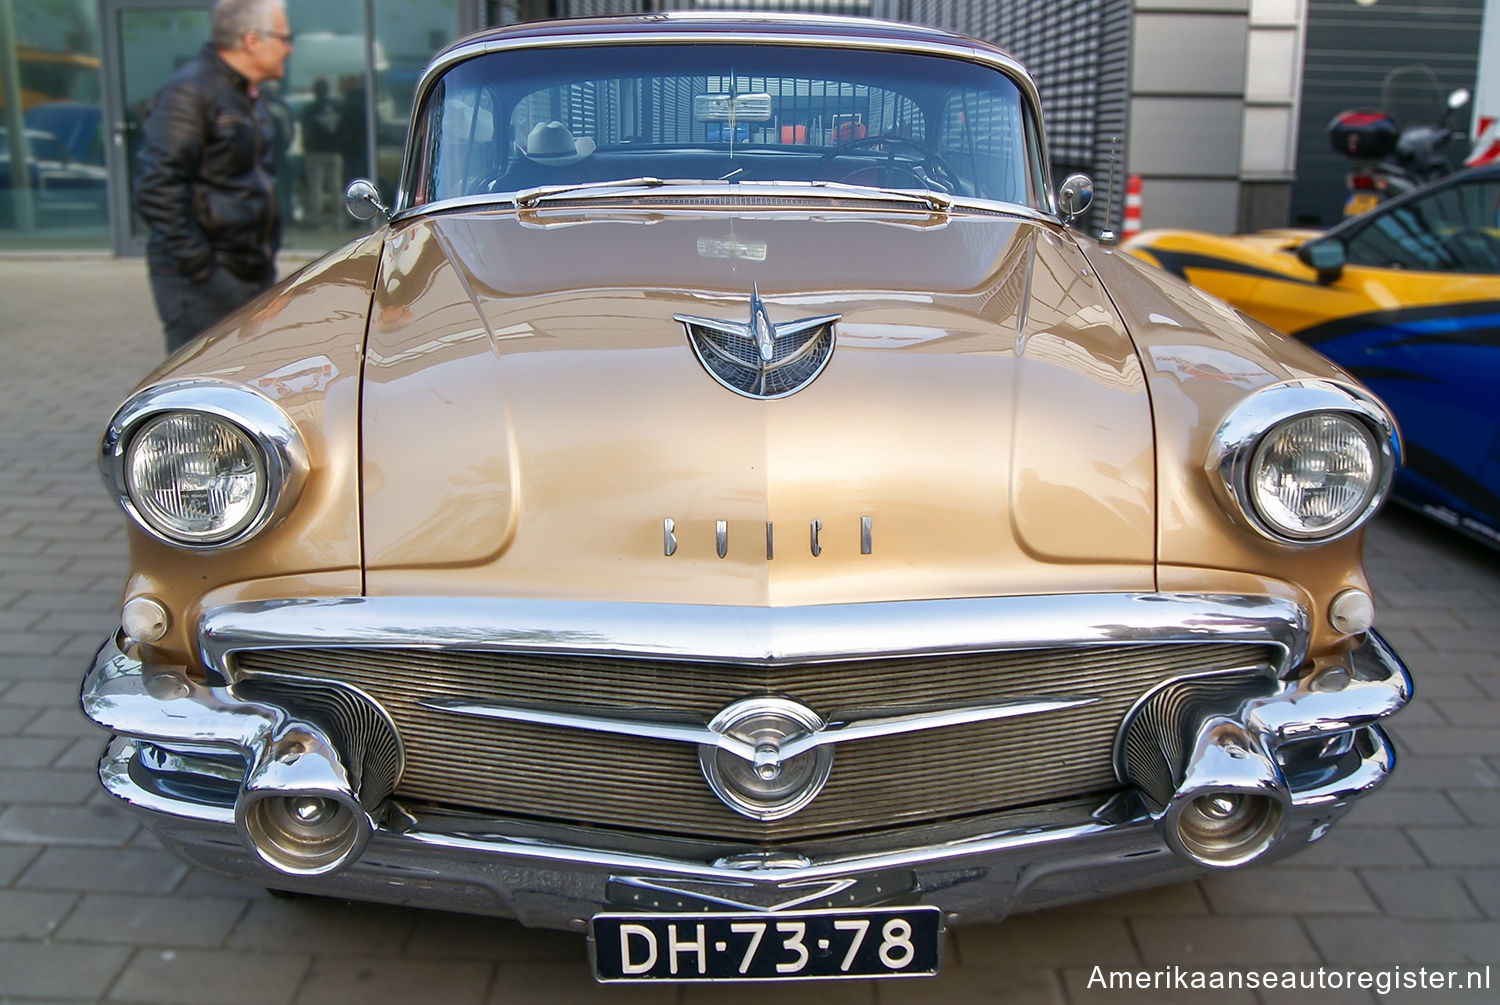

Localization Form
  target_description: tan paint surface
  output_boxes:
[116,236,383,662]
[1078,243,1380,656]
[361,208,1157,605]
[111,209,1389,672]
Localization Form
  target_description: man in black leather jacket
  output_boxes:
[136,0,293,354]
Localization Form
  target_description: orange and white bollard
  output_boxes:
[1121,174,1143,240]
[1466,117,1499,166]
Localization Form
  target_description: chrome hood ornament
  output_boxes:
[675,285,840,399]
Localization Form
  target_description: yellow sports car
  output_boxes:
[1126,165,1500,547]
[82,14,1410,984]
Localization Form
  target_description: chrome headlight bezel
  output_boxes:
[100,380,309,548]
[1207,380,1400,545]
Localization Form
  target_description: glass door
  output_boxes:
[99,0,467,257]
[100,0,210,255]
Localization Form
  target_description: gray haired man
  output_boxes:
[136,0,294,354]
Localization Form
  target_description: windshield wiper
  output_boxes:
[514,177,675,208]
[800,180,952,214]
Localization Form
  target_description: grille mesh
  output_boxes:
[687,323,833,396]
[1119,675,1278,806]
[234,642,1272,841]
[232,677,403,811]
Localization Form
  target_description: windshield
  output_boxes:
[404,43,1043,210]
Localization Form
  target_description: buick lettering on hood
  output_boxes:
[85,14,1410,984]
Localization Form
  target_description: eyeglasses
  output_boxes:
[256,29,294,44]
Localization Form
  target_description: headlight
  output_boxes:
[1249,413,1380,539]
[1208,380,1398,545]
[101,381,308,548]
[126,412,267,543]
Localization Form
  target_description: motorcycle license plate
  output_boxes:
[590,906,942,982]
[1344,192,1379,216]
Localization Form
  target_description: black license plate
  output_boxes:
[590,906,942,982]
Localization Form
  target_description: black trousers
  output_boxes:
[150,266,276,355]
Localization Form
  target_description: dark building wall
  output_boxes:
[899,0,1133,232]
[1294,0,1483,227]
[528,0,1133,231]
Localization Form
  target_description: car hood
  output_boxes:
[361,207,1156,605]
[1123,228,1321,283]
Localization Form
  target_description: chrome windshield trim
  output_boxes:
[395,23,1052,217]
[512,179,952,214]
[419,694,1097,763]
[199,594,1308,678]
[387,185,1043,229]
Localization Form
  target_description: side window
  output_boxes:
[1344,179,1500,274]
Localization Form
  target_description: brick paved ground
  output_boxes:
[0,258,1496,1004]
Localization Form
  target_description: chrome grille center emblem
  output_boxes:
[675,285,840,399]
[699,697,833,821]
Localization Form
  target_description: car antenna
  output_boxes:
[1098,136,1120,246]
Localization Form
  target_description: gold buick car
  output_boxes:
[86,14,1409,983]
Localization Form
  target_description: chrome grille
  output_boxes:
[234,642,1273,841]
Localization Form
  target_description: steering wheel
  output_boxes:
[816,136,961,194]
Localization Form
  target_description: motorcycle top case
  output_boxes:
[1329,110,1399,158]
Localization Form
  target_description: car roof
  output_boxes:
[1323,162,1500,243]
[440,11,989,56]
[416,12,1034,137]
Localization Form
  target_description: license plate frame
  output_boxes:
[589,905,943,982]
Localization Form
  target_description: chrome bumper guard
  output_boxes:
[83,597,1409,932]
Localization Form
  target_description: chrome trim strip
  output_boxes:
[394,20,1054,219]
[607,875,862,913]
[519,178,949,213]
[85,636,281,753]
[1289,725,1395,808]
[420,693,1097,763]
[196,594,1310,676]
[396,185,1057,231]
[1206,379,1401,545]
[99,379,309,550]
[1246,630,1411,742]
[101,739,236,826]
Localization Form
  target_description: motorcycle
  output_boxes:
[1328,65,1471,217]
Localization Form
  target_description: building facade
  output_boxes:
[0,0,1488,255]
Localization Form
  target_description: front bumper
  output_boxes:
[81,595,1410,932]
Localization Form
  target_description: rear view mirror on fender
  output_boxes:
[1298,239,1346,283]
